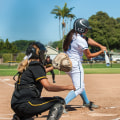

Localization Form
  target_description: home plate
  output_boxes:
[88,113,117,117]
[105,106,116,109]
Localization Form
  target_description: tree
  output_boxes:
[0,39,18,53]
[51,5,62,40]
[12,40,35,52]
[88,11,120,51]
[116,18,120,23]
[67,13,76,30]
[16,53,25,62]
[0,39,4,51]
[51,3,75,51]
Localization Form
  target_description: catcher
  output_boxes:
[11,42,74,120]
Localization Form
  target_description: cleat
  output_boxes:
[53,80,56,83]
[83,101,99,109]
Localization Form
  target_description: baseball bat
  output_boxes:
[104,51,110,66]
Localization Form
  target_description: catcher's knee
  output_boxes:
[47,102,64,120]
[53,96,65,105]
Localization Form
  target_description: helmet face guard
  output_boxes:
[35,42,47,64]
[73,18,92,33]
[26,42,46,64]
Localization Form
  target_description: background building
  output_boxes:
[45,46,59,60]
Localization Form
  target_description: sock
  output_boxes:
[65,90,76,105]
[80,89,89,104]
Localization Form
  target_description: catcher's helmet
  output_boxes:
[26,42,46,63]
[73,18,92,33]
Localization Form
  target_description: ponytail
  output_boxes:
[17,59,29,73]
[63,29,76,52]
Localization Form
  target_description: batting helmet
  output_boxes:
[73,18,92,33]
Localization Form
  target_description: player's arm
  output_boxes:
[40,78,75,92]
[45,66,54,73]
[88,38,107,52]
[44,62,54,73]
[83,48,104,59]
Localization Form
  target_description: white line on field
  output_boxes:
[88,113,118,117]
[0,79,14,87]
[112,118,120,120]
[0,117,12,119]
[3,79,10,81]
[0,114,13,116]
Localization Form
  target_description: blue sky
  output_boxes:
[0,0,120,45]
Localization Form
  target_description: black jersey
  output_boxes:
[44,59,52,68]
[11,61,47,105]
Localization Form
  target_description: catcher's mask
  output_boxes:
[26,42,46,64]
[73,18,92,33]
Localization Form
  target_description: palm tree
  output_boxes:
[51,6,62,40]
[51,3,75,51]
[60,3,75,39]
[67,14,76,30]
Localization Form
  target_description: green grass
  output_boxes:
[84,68,120,74]
[0,64,18,69]
[83,63,120,68]
[46,69,65,75]
[0,63,120,76]
[0,69,17,76]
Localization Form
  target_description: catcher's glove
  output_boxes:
[52,53,72,72]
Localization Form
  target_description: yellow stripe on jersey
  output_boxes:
[35,76,47,81]
[46,64,52,67]
[28,99,57,106]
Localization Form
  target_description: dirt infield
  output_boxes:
[0,74,120,120]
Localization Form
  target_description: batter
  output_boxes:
[63,18,106,109]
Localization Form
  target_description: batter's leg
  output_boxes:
[65,90,76,105]
[80,89,89,104]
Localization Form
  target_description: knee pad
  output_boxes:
[47,103,64,120]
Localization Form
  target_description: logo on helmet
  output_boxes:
[79,19,88,28]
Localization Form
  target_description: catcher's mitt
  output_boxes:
[52,53,72,72]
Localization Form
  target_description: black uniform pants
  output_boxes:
[50,70,55,81]
[12,97,62,120]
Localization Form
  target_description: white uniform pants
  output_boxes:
[67,60,85,96]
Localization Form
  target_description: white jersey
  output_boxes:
[65,33,88,61]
